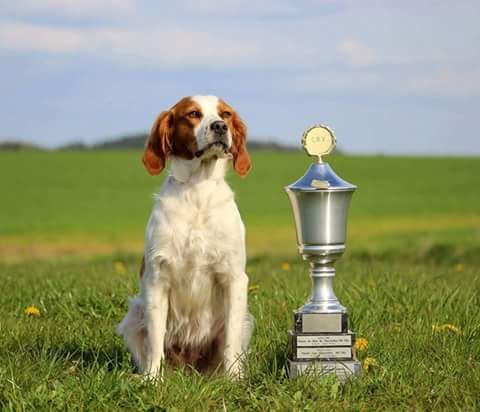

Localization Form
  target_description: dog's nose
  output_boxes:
[210,120,228,135]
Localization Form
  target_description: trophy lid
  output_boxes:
[286,125,356,192]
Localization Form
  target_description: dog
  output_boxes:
[117,95,254,379]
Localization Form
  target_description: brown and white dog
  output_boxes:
[117,95,253,379]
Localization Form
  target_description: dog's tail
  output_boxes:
[242,311,255,352]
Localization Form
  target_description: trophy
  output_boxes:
[285,125,361,380]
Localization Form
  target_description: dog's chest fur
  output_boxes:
[144,163,244,348]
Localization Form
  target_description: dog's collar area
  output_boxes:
[169,156,230,184]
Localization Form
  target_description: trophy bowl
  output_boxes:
[286,162,355,252]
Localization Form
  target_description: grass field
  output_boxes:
[1,151,479,260]
[1,151,479,410]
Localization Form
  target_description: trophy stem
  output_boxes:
[301,261,347,314]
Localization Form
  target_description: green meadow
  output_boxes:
[1,151,479,258]
[1,151,479,410]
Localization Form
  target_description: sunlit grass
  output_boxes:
[1,151,479,409]
[1,254,479,410]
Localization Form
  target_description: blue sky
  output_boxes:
[1,0,479,154]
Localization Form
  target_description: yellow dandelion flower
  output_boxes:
[25,305,41,317]
[363,357,378,371]
[392,324,401,333]
[454,263,465,273]
[444,324,462,334]
[114,261,126,274]
[281,262,291,271]
[355,337,368,351]
[248,284,260,293]
[432,323,462,335]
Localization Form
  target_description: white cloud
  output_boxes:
[338,39,376,66]
[4,0,134,17]
[0,22,259,67]
[1,0,479,99]
[290,71,380,92]
[0,20,340,68]
[182,0,298,15]
[0,23,89,53]
[404,69,480,97]
[290,67,480,98]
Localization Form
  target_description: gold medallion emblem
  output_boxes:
[302,125,336,163]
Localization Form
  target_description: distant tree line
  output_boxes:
[0,133,301,152]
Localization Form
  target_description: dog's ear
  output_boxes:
[143,111,173,175]
[230,111,251,177]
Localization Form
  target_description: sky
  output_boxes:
[1,0,479,155]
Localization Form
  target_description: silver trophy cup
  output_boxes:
[285,125,361,379]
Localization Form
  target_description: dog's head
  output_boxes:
[143,95,250,177]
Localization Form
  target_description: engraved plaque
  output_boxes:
[296,334,352,347]
[297,313,347,333]
[295,347,352,360]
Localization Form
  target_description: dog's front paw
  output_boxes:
[224,351,245,380]
[142,363,165,383]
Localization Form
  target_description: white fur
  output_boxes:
[192,95,233,150]
[117,96,253,379]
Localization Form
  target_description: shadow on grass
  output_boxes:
[44,339,289,379]
[248,342,289,381]
[351,242,480,265]
[46,341,130,372]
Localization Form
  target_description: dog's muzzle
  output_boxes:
[195,141,229,158]
[195,120,231,158]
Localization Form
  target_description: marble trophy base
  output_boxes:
[287,359,361,381]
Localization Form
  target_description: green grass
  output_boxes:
[1,254,479,410]
[1,151,479,410]
[1,151,479,258]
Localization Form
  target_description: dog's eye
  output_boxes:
[187,110,201,119]
[222,111,232,119]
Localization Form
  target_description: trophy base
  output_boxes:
[287,358,361,381]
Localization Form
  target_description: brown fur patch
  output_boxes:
[218,99,251,176]
[165,329,225,374]
[143,111,173,175]
[142,97,202,175]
